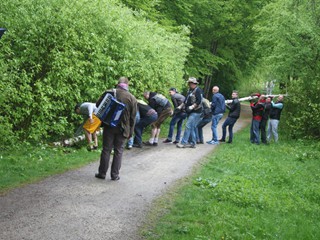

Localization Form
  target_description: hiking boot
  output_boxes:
[111,176,120,181]
[132,143,142,148]
[143,141,154,146]
[95,173,106,179]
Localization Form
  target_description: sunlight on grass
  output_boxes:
[142,126,320,239]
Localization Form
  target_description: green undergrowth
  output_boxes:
[0,140,101,194]
[142,126,320,239]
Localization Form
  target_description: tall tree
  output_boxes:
[254,0,320,139]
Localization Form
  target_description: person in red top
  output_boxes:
[250,94,265,144]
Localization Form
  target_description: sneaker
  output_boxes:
[176,143,186,148]
[219,139,225,142]
[153,142,158,146]
[207,140,219,145]
[173,141,179,144]
[126,145,132,150]
[163,139,172,143]
[189,144,196,148]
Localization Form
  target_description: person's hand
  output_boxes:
[90,118,94,124]
[186,105,194,113]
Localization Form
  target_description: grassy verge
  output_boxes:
[0,118,172,194]
[0,140,101,194]
[141,126,320,239]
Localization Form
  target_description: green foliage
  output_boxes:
[143,127,320,239]
[0,0,190,144]
[254,0,320,139]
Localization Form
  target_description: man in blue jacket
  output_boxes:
[207,86,226,145]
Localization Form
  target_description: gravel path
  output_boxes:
[0,106,251,240]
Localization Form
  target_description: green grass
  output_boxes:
[0,140,101,194]
[0,118,172,194]
[141,126,320,239]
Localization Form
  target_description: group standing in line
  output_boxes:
[75,76,284,180]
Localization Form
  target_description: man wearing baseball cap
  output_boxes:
[177,77,203,148]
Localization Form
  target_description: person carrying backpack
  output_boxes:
[143,91,173,146]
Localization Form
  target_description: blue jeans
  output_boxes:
[211,113,223,141]
[221,117,238,142]
[134,114,158,145]
[167,112,187,141]
[250,119,261,144]
[181,112,202,145]
[196,116,211,143]
[127,111,140,146]
[267,119,279,142]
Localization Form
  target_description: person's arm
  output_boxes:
[87,104,94,119]
[272,102,283,109]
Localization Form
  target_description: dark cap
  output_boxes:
[169,87,177,92]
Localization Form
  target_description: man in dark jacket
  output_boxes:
[163,88,187,144]
[207,86,226,145]
[133,101,158,148]
[95,77,137,181]
[143,91,173,146]
[260,96,272,144]
[177,77,203,148]
[219,91,241,143]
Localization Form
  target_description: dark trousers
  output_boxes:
[260,119,268,143]
[221,117,238,142]
[167,112,187,141]
[196,116,211,143]
[134,114,158,144]
[98,126,126,179]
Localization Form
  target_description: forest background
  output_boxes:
[0,0,319,149]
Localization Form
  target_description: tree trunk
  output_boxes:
[203,40,218,99]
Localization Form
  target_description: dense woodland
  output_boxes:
[0,0,319,148]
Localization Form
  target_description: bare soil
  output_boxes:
[0,106,251,240]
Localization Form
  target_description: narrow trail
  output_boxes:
[0,106,251,240]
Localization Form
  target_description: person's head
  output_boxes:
[143,91,150,100]
[266,96,272,103]
[212,86,219,94]
[169,87,177,96]
[117,76,129,90]
[187,77,199,89]
[259,94,266,102]
[231,90,238,99]
[74,103,81,114]
[278,95,284,102]
[118,76,129,84]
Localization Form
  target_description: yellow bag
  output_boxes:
[83,114,101,133]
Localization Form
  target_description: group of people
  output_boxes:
[74,76,283,181]
[250,94,284,145]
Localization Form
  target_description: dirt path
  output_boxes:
[0,106,251,240]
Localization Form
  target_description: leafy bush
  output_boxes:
[0,0,190,144]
